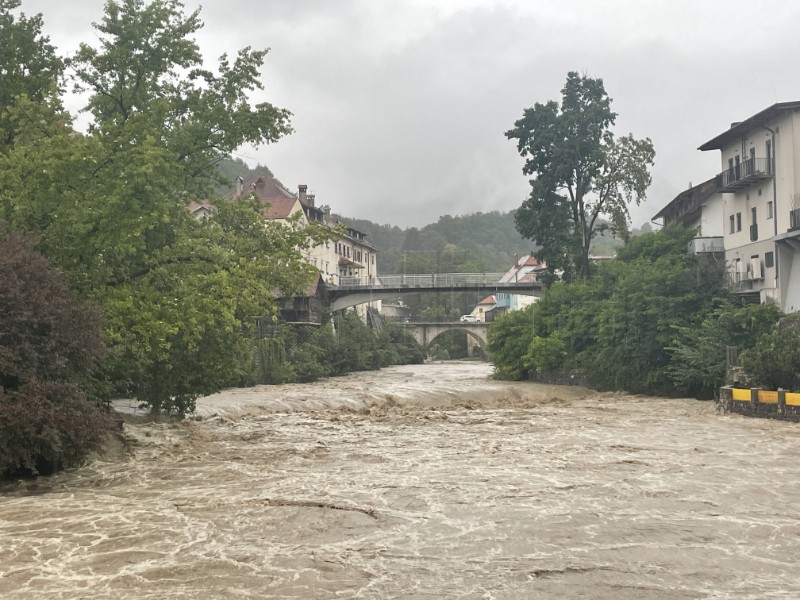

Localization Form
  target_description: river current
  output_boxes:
[2,361,800,599]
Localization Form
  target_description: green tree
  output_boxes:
[0,1,325,416]
[487,305,536,380]
[488,225,729,397]
[740,328,800,391]
[668,302,782,398]
[506,71,655,280]
[69,0,291,195]
[0,0,63,149]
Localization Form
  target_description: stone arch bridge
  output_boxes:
[401,321,490,354]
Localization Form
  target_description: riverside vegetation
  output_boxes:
[488,224,790,398]
[0,0,424,478]
[489,72,798,398]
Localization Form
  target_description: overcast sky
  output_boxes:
[23,0,800,228]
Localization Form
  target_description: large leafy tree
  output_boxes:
[0,0,327,415]
[0,0,63,150]
[506,71,655,280]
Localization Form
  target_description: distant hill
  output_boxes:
[339,211,533,273]
[339,211,642,274]
[213,161,644,273]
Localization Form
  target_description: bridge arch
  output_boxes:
[402,322,489,356]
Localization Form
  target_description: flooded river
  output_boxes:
[3,361,800,599]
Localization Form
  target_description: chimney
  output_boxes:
[513,253,519,267]
[298,184,308,204]
[236,176,244,197]
[306,193,315,208]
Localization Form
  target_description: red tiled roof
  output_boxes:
[519,255,543,267]
[230,175,295,201]
[261,197,300,220]
[479,295,497,305]
[188,200,215,216]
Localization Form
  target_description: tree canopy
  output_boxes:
[506,71,655,280]
[488,225,746,398]
[0,0,326,416]
[0,0,63,149]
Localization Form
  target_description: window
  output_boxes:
[751,206,757,224]
[736,212,742,232]
[766,252,774,268]
[730,215,735,234]
[767,201,773,219]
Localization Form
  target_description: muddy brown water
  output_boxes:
[2,362,800,599]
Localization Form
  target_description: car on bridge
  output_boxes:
[459,314,479,323]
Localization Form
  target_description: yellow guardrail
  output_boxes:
[787,393,800,406]
[730,387,800,406]
[758,391,778,404]
[731,388,751,402]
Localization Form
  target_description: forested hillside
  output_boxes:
[341,211,532,273]
[340,211,642,274]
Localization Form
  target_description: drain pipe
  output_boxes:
[760,125,777,237]
[760,125,778,302]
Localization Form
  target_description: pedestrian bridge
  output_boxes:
[328,273,542,311]
[401,321,490,353]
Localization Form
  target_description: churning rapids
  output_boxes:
[3,361,800,599]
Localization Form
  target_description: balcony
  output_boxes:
[688,236,724,254]
[714,157,773,192]
[790,208,800,231]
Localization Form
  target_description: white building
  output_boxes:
[699,101,800,311]
[652,177,725,255]
[230,176,379,287]
[496,254,546,311]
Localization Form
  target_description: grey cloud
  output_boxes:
[19,0,800,229]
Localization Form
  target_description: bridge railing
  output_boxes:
[337,273,511,288]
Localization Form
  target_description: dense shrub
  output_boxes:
[254,313,424,385]
[0,228,113,477]
[489,225,739,398]
[740,328,800,391]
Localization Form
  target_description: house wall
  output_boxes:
[700,195,724,237]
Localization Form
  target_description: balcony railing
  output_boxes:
[791,208,800,231]
[688,236,724,254]
[715,157,773,192]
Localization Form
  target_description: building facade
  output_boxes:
[230,176,379,287]
[699,102,800,311]
[652,177,725,255]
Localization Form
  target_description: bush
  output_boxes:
[0,227,113,477]
[0,382,114,476]
[741,329,800,391]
